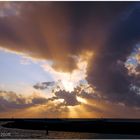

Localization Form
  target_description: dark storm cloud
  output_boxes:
[0,2,140,107]
[55,90,80,106]
[87,3,140,107]
[0,2,131,72]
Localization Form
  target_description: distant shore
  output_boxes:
[1,118,140,135]
[1,119,140,139]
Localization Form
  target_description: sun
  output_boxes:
[61,79,74,92]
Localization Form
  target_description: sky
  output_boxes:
[0,1,140,118]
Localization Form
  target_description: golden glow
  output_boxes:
[76,96,87,104]
[42,51,94,92]
[54,99,65,104]
[67,103,99,118]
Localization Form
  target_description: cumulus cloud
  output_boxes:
[0,87,81,114]
[0,89,69,118]
[0,90,55,112]
[54,90,80,106]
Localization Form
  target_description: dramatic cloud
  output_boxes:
[0,2,131,72]
[0,2,77,72]
[0,1,140,112]
[87,3,140,107]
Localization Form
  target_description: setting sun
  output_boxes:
[61,79,74,92]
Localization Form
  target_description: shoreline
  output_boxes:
[1,123,140,139]
[1,119,140,135]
